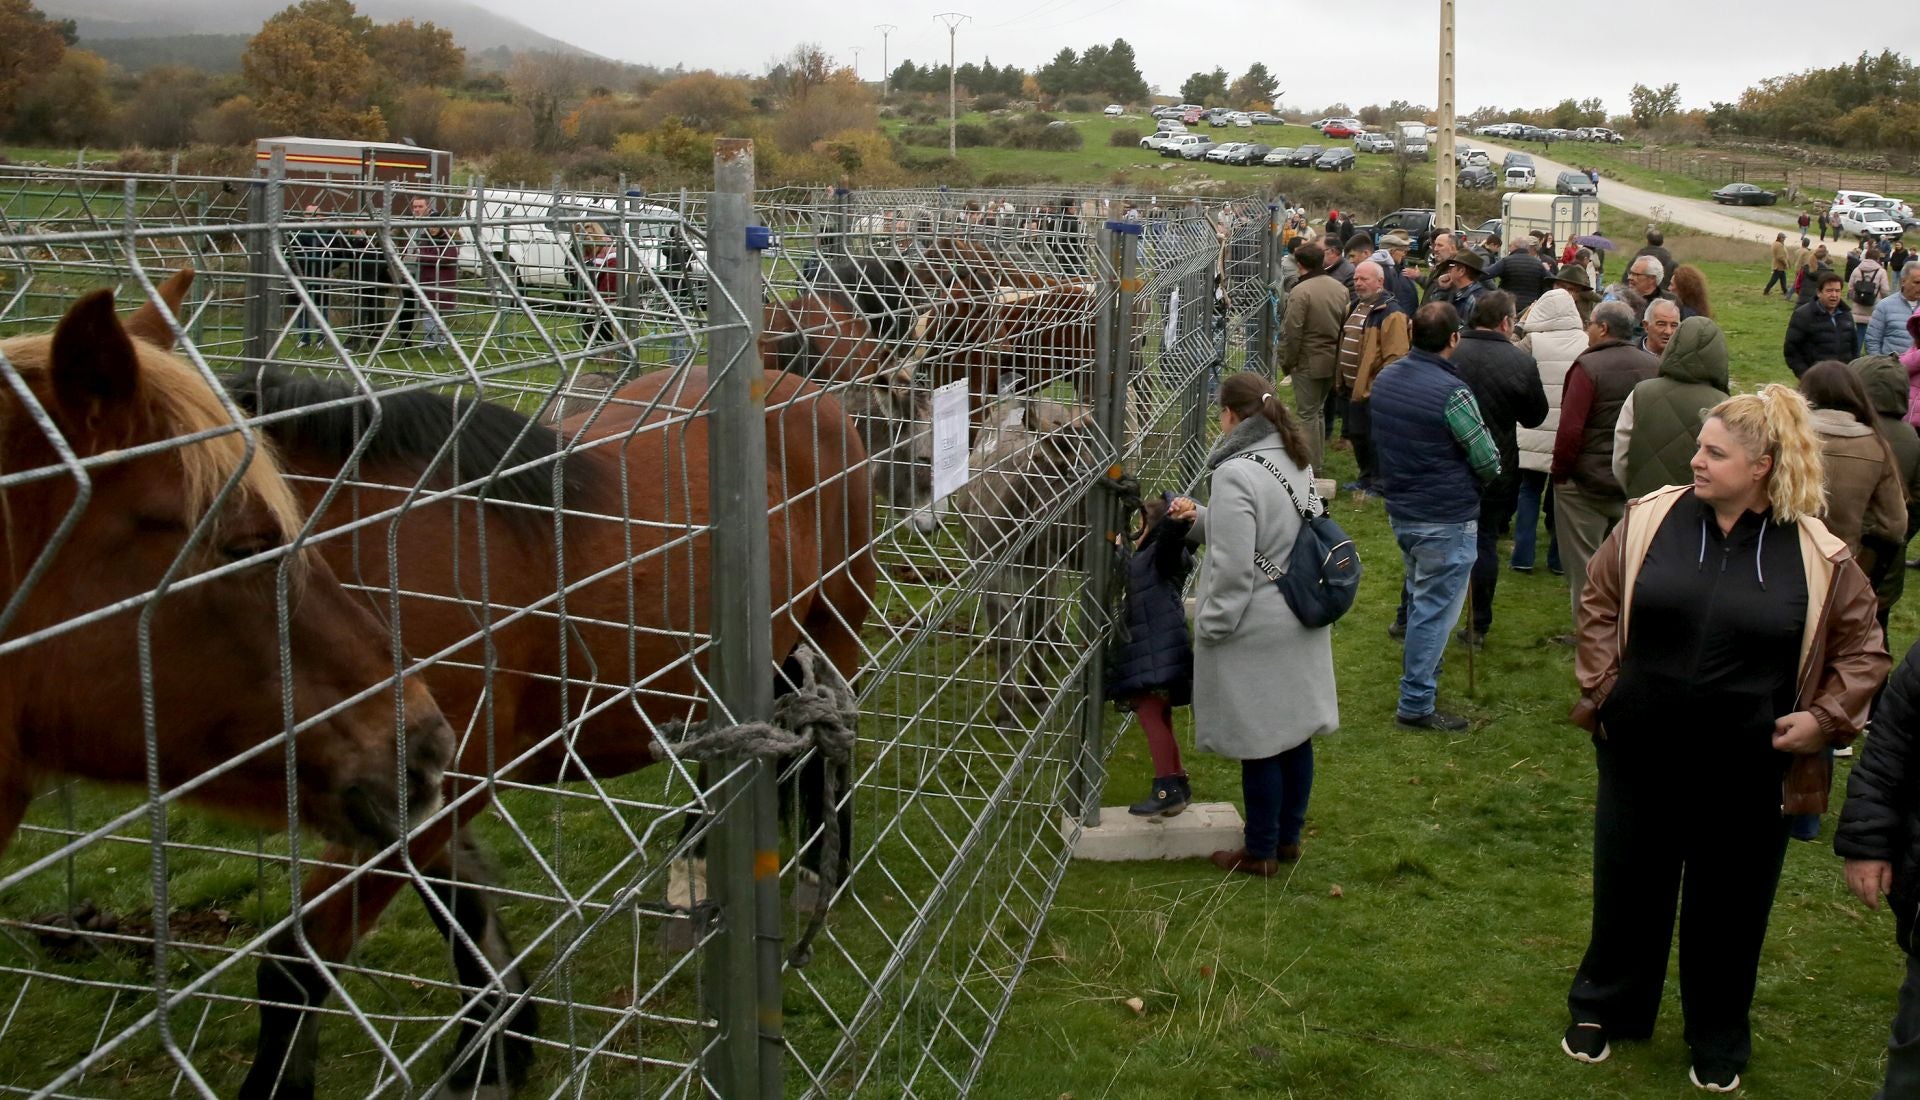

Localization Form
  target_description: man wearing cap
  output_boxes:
[1550,264,1600,325]
[1278,242,1350,468]
[1635,298,1681,358]
[1427,249,1488,324]
[1372,231,1421,313]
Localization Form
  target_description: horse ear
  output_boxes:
[125,267,195,350]
[51,289,141,428]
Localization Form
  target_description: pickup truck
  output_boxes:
[1349,208,1457,257]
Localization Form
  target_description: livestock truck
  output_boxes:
[1501,192,1600,252]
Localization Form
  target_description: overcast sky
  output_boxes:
[473,0,1917,115]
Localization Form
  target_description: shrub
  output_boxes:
[1061,96,1098,114]
[899,152,975,187]
[1000,120,1083,151]
[1110,128,1142,147]
[973,93,1009,113]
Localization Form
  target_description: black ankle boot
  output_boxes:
[1130,775,1190,818]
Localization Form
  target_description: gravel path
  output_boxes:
[1466,138,1799,244]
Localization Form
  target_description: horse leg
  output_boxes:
[240,817,458,1100]
[0,771,28,863]
[660,769,710,954]
[413,830,537,1098]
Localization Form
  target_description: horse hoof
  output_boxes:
[791,867,839,916]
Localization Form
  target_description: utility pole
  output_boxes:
[876,24,897,97]
[934,13,970,158]
[849,45,864,82]
[1435,0,1458,234]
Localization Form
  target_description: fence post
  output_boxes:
[1074,219,1141,827]
[244,145,285,365]
[703,137,783,1100]
[835,185,851,256]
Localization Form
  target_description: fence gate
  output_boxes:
[0,151,1255,1098]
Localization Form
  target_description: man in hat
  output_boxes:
[1372,231,1421,313]
[1550,264,1600,325]
[1427,249,1488,324]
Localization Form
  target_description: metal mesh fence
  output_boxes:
[0,156,1261,1098]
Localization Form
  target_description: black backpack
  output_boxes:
[1852,267,1882,309]
[1237,451,1363,628]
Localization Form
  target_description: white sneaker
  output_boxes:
[1834,744,1854,758]
[1689,1065,1740,1092]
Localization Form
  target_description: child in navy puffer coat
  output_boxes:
[1105,493,1197,817]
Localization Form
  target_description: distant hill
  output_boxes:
[49,0,600,69]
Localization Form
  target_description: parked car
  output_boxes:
[1283,144,1324,166]
[1857,196,1917,220]
[1709,182,1778,206]
[1204,142,1248,163]
[1262,147,1296,166]
[1459,165,1497,190]
[1181,108,1206,125]
[1179,138,1219,160]
[1104,104,1124,116]
[1399,134,1430,161]
[1140,132,1179,150]
[1155,119,1187,134]
[1322,121,1361,138]
[1308,117,1338,131]
[1355,132,1395,153]
[1160,133,1208,157]
[1464,217,1502,251]
[1226,143,1272,165]
[1556,170,1598,196]
[1351,208,1454,256]
[1315,148,1357,171]
[1504,165,1538,191]
[1839,208,1906,240]
[1206,110,1231,127]
[1502,151,1534,171]
[1232,115,1254,128]
[1152,106,1184,120]
[1455,148,1491,168]
[1250,112,1280,125]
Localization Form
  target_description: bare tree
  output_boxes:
[510,50,585,152]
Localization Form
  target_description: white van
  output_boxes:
[1503,165,1538,191]
[456,189,698,290]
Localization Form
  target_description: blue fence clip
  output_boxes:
[1104,220,1144,236]
[833,186,851,198]
[626,188,645,198]
[745,225,774,251]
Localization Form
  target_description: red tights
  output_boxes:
[1129,692,1185,777]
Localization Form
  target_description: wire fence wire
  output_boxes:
[0,159,1265,1098]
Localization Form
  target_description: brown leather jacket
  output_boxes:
[1345,309,1411,401]
[1570,484,1889,813]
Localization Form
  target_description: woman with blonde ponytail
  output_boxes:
[1166,372,1334,877]
[1558,382,1888,1091]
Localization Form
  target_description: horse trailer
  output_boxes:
[254,136,453,213]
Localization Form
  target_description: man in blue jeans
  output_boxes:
[1369,302,1504,730]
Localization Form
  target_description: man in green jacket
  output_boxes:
[1610,316,1732,500]
[1278,242,1352,469]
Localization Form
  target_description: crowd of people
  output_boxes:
[1108,204,1920,1095]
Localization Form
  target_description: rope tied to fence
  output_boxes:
[650,644,857,968]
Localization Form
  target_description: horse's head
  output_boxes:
[0,272,452,853]
[842,364,938,532]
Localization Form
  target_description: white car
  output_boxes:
[1140,132,1178,150]
[1104,104,1124,116]
[1204,142,1249,163]
[1859,196,1917,221]
[1840,208,1905,239]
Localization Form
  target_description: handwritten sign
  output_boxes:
[931,379,970,502]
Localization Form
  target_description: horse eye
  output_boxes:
[221,534,282,562]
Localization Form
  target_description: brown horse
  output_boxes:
[217,285,875,1097]
[0,276,451,867]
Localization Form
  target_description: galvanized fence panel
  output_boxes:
[0,159,1252,1098]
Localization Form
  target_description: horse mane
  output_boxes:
[0,333,302,540]
[225,366,597,521]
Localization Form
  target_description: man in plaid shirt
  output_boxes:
[1368,302,1503,731]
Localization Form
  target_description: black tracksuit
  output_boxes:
[1571,497,1806,1075]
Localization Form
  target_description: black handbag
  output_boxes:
[1236,451,1363,628]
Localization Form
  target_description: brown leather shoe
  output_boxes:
[1276,843,1303,863]
[1209,848,1280,877]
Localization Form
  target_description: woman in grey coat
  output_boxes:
[1170,372,1340,876]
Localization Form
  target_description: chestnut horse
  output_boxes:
[215,288,875,1096]
[0,276,451,868]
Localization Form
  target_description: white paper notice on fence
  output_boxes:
[931,379,970,502]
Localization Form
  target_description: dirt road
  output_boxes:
[1467,138,1798,244]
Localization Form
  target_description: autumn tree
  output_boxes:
[439,99,533,154]
[386,85,449,147]
[1627,81,1681,129]
[1228,63,1279,110]
[11,49,111,144]
[770,67,875,154]
[767,43,833,104]
[508,50,585,152]
[642,71,752,132]
[243,0,386,138]
[0,0,73,130]
[196,95,266,146]
[121,66,213,148]
[367,19,464,90]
